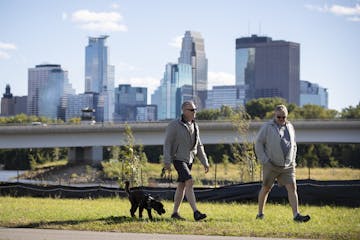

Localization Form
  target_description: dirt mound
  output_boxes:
[20,164,117,185]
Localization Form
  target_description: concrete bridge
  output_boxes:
[1,120,359,164]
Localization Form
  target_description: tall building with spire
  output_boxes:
[85,36,114,122]
[1,84,14,116]
[178,31,208,110]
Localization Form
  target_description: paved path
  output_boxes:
[0,228,313,240]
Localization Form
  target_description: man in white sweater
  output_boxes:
[255,104,310,222]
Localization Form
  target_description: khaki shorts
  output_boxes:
[262,161,296,187]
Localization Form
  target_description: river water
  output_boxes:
[0,170,24,182]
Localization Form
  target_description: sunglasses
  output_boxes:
[276,116,286,119]
[186,109,197,112]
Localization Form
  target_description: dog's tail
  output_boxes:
[124,181,131,195]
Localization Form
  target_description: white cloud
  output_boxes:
[0,51,10,59]
[0,42,17,50]
[208,71,235,89]
[71,9,127,32]
[329,4,360,16]
[305,3,360,22]
[0,42,17,60]
[79,21,127,32]
[168,35,183,48]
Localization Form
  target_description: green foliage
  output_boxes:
[298,145,319,168]
[221,154,229,175]
[204,144,232,163]
[101,159,122,180]
[196,105,236,120]
[197,104,259,180]
[68,117,81,124]
[245,97,287,119]
[0,113,64,124]
[341,102,360,119]
[244,97,339,120]
[289,104,338,119]
[101,124,147,187]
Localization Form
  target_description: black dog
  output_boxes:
[125,181,166,220]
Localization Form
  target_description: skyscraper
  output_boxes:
[300,80,328,108]
[151,63,192,120]
[27,64,74,118]
[85,36,114,122]
[114,84,147,121]
[206,85,245,110]
[178,31,208,109]
[236,35,300,105]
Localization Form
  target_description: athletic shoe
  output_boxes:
[294,213,311,222]
[194,210,207,221]
[171,212,185,220]
[256,213,264,220]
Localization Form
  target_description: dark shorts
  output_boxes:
[173,160,193,182]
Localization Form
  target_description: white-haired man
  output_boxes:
[255,104,310,222]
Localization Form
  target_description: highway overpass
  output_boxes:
[1,120,360,148]
[1,120,359,164]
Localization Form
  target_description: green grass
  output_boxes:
[0,197,359,239]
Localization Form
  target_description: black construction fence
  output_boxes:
[1,179,359,207]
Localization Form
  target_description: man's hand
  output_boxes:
[164,162,172,171]
[204,165,209,174]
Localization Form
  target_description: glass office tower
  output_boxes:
[85,36,114,122]
[151,63,192,120]
[300,80,328,108]
[114,84,147,121]
[27,64,73,118]
[178,31,208,109]
[236,35,300,105]
[206,85,245,110]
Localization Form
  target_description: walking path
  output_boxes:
[0,228,314,240]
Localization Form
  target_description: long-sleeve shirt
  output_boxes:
[163,118,209,167]
[255,119,297,168]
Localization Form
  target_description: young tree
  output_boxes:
[230,106,258,182]
[118,124,147,187]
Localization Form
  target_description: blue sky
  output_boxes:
[0,0,359,111]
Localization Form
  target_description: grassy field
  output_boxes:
[0,196,359,239]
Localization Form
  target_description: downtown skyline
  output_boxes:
[1,0,360,112]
